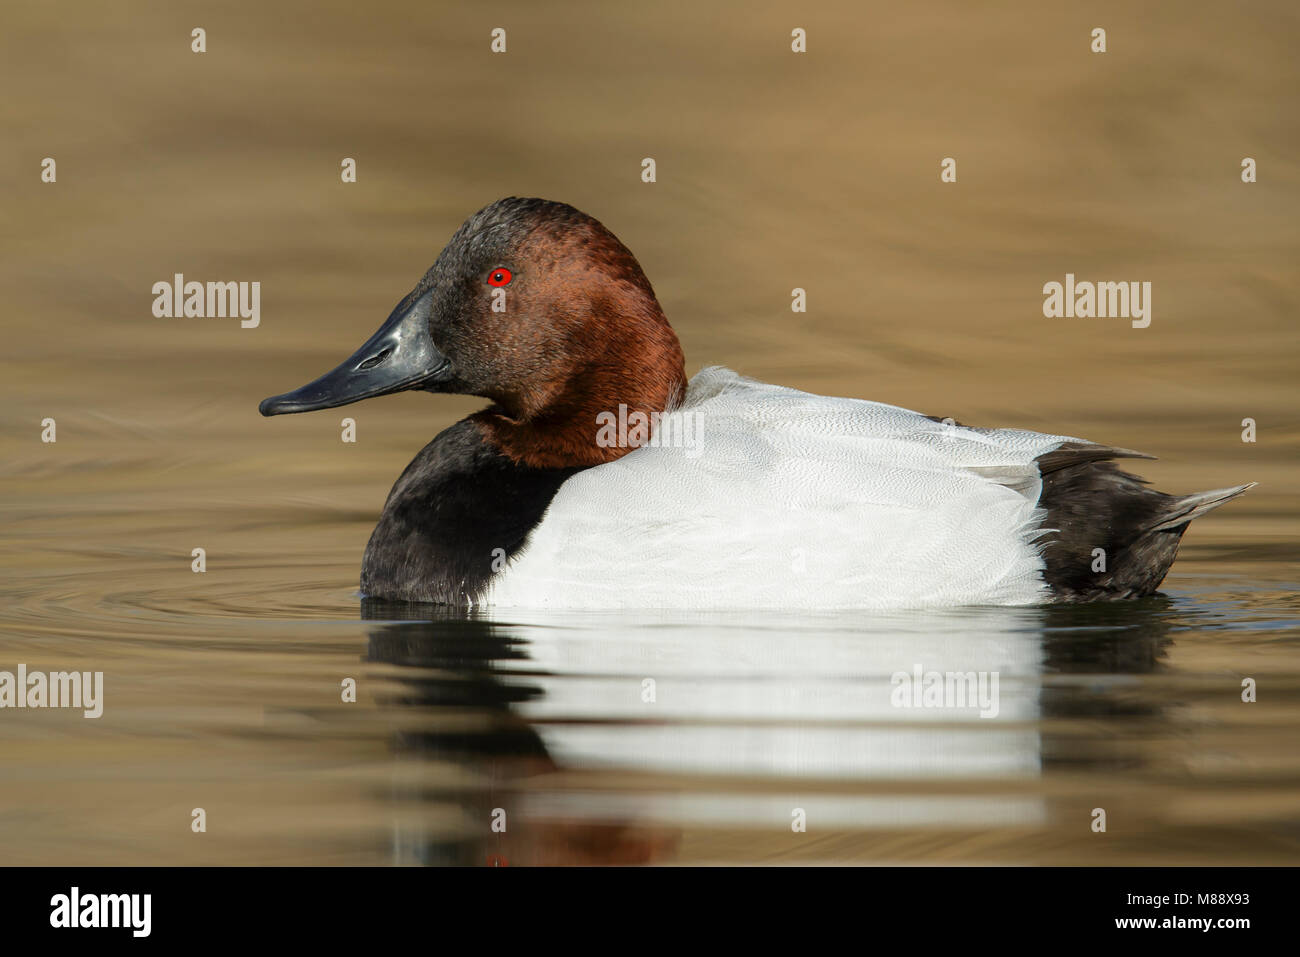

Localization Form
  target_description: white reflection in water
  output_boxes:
[365,604,1073,844]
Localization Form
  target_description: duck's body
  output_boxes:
[261,198,1252,609]
[482,366,1060,609]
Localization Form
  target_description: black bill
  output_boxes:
[259,290,451,416]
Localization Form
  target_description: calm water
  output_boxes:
[2,547,1298,865]
[2,0,1298,864]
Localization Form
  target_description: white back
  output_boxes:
[486,367,1081,609]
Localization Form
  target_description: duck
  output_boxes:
[259,197,1253,609]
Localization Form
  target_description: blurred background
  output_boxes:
[1,0,1297,864]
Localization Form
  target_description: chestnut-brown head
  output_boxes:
[260,198,687,468]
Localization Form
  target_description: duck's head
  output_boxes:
[259,197,686,468]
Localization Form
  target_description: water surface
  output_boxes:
[1,0,1297,865]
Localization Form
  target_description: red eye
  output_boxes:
[488,267,512,287]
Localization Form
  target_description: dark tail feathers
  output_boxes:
[1033,442,1254,601]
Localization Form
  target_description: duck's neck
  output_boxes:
[471,331,687,471]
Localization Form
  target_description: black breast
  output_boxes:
[360,419,582,604]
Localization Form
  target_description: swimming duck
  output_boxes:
[259,197,1252,609]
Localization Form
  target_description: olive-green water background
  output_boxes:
[1,1,1297,864]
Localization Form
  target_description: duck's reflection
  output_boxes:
[1041,597,1174,683]
[1038,597,1175,776]
[360,596,1176,864]
[361,599,678,865]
